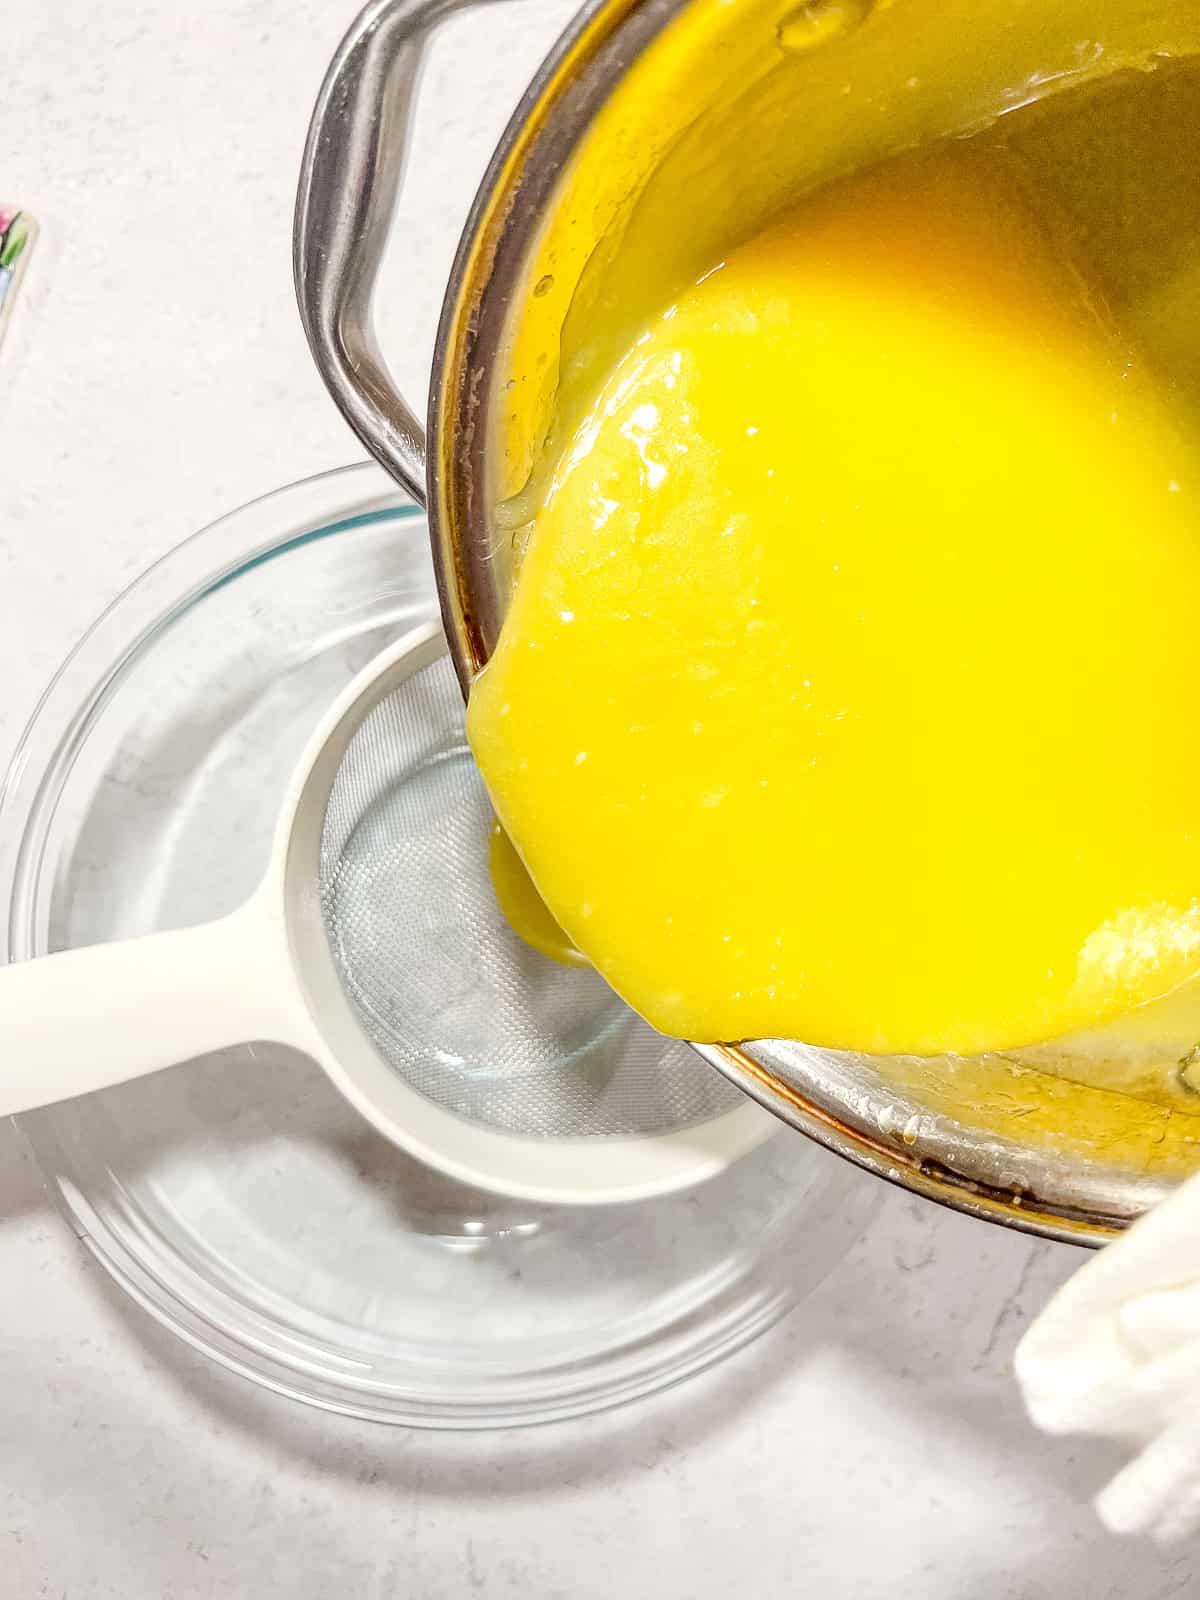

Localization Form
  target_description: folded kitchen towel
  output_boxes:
[1016,1172,1200,1542]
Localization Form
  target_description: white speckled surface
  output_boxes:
[2,2,1199,1595]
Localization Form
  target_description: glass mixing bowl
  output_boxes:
[0,461,877,1426]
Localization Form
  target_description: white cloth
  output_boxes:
[1016,1173,1200,1542]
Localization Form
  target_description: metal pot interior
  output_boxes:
[431,0,1200,1238]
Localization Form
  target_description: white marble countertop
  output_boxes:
[2,2,1197,1594]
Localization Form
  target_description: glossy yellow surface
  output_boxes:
[470,145,1200,1057]
[491,0,1200,512]
[488,821,587,967]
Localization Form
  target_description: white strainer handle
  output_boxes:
[0,902,297,1117]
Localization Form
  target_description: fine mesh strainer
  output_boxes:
[0,619,769,1203]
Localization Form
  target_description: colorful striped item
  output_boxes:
[0,208,36,348]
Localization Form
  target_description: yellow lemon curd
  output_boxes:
[487,820,587,968]
[468,146,1200,1057]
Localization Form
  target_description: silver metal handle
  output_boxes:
[294,0,471,505]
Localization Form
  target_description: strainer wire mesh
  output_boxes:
[319,653,742,1138]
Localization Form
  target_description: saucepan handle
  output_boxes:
[294,0,478,505]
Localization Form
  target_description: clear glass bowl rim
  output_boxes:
[0,461,874,1427]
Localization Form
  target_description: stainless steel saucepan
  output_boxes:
[296,0,1200,1242]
